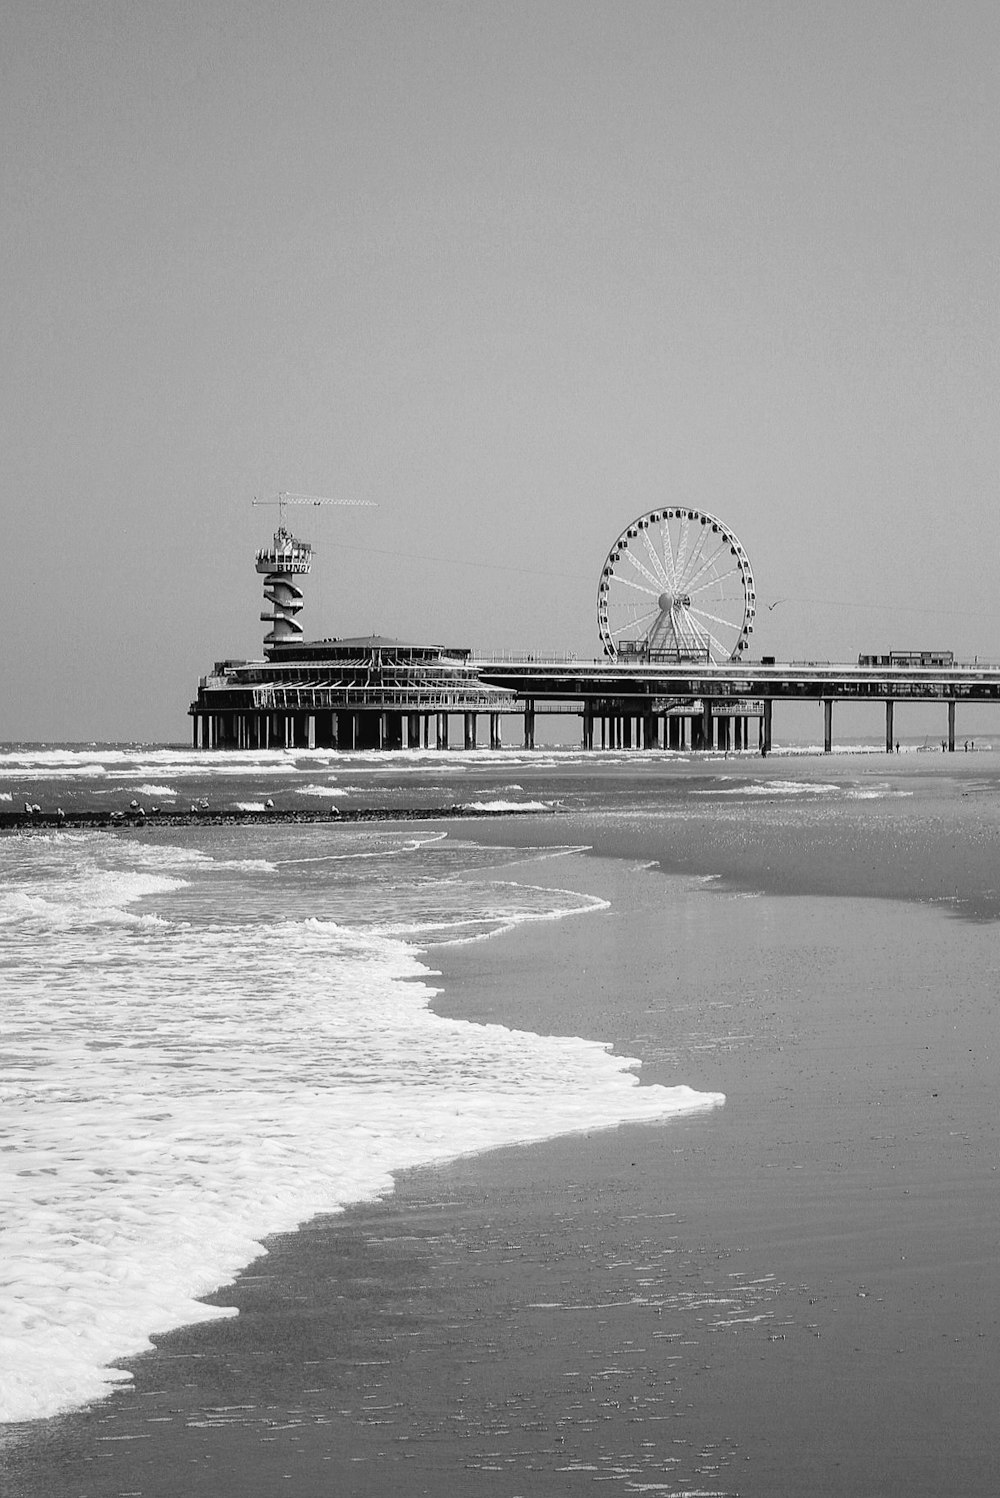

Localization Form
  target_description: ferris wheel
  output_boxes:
[597,507,755,662]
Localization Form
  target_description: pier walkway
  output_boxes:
[189,647,1000,753]
[473,656,1000,753]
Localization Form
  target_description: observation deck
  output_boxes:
[255,527,312,576]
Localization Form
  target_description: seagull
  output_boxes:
[767,599,787,612]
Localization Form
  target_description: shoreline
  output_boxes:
[5,789,1000,1495]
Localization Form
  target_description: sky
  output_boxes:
[3,0,997,741]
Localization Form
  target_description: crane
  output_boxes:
[252,491,378,527]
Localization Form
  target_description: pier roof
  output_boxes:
[265,635,472,663]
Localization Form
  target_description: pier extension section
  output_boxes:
[189,647,1000,752]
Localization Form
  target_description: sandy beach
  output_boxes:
[4,759,999,1498]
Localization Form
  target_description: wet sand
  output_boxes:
[4,768,1000,1496]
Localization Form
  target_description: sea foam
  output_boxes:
[0,828,723,1425]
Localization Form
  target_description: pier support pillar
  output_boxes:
[524,702,535,750]
[948,699,956,752]
[823,699,833,754]
[307,715,316,750]
[335,712,356,751]
[435,713,448,750]
[761,700,773,755]
[701,700,713,752]
[885,700,895,754]
[464,712,477,749]
[489,713,502,749]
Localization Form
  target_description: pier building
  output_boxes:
[192,636,516,751]
[190,508,1000,752]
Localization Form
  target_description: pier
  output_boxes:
[190,506,1000,752]
[190,650,1000,754]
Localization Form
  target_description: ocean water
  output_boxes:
[0,754,727,1427]
[4,742,998,1441]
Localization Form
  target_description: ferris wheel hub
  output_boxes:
[658,591,691,611]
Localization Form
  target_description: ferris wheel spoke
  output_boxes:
[622,548,664,592]
[611,603,661,633]
[641,529,670,586]
[653,519,676,590]
[689,602,740,633]
[675,515,692,579]
[683,609,728,659]
[627,602,662,631]
[688,564,740,596]
[612,603,661,640]
[679,607,708,644]
[675,523,711,585]
[682,538,730,594]
[678,525,711,582]
[613,572,660,598]
[676,527,718,591]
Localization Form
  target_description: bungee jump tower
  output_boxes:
[257,525,311,645]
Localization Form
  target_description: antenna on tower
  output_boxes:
[252,491,378,528]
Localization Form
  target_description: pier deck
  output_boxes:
[189,648,1000,754]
